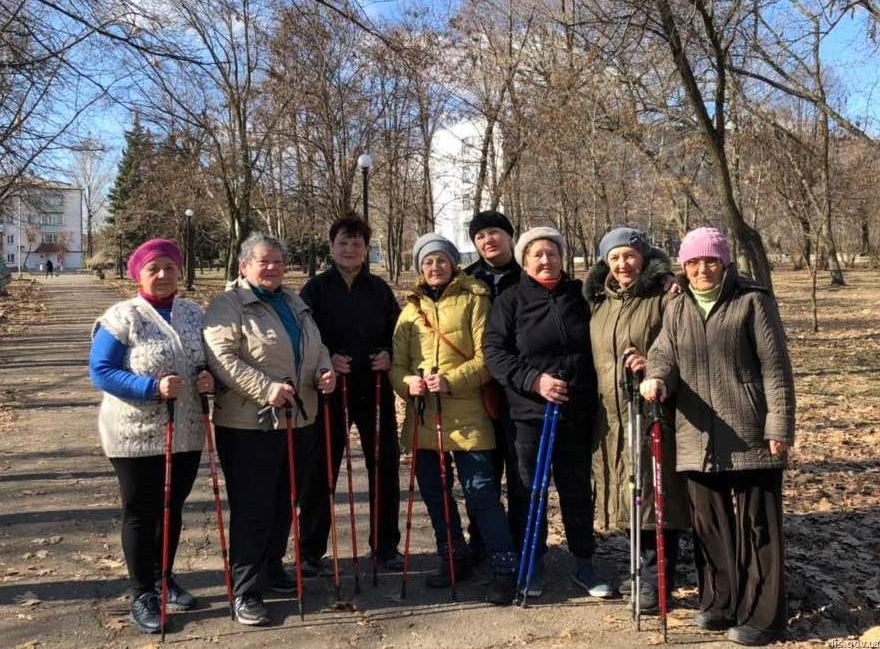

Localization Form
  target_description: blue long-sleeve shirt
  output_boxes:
[89,304,173,401]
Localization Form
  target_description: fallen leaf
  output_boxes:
[861,627,880,643]
[14,591,41,607]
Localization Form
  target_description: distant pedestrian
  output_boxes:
[45,259,53,278]
[89,238,214,634]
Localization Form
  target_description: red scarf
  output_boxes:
[534,276,561,291]
[139,289,175,309]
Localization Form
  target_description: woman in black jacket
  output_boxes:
[484,226,604,599]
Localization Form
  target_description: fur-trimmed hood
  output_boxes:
[583,246,673,305]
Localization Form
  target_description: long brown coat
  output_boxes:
[585,251,690,532]
[645,267,796,472]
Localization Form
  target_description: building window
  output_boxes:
[43,232,58,244]
[6,235,13,244]
[6,254,14,263]
[462,196,472,213]
[41,214,63,226]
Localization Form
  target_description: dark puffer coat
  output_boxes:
[585,250,689,532]
[645,267,796,472]
[484,272,597,424]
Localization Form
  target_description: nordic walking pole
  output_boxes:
[340,374,360,594]
[284,380,305,621]
[649,400,668,642]
[400,369,424,599]
[321,377,343,604]
[623,357,645,629]
[199,386,234,619]
[523,401,561,608]
[516,401,553,606]
[160,384,176,641]
[431,366,457,602]
[371,368,382,587]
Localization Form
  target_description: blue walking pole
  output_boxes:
[515,401,553,601]
[522,403,560,607]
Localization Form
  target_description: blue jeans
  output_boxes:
[416,450,515,574]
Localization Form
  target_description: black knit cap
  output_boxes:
[469,210,514,241]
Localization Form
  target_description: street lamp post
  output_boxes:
[16,194,23,279]
[357,153,372,225]
[357,153,371,268]
[184,208,194,290]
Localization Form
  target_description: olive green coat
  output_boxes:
[391,272,494,452]
[585,251,690,532]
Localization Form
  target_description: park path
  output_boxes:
[0,273,752,648]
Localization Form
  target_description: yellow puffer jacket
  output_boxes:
[391,272,493,451]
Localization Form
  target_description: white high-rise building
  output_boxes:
[430,118,502,262]
[1,178,84,272]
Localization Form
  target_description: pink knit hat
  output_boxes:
[127,238,184,280]
[678,227,731,267]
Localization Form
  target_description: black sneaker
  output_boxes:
[486,574,515,606]
[379,551,405,572]
[268,569,298,594]
[694,610,736,631]
[299,557,322,578]
[159,574,196,611]
[233,595,270,626]
[425,557,473,588]
[727,625,780,646]
[130,591,161,634]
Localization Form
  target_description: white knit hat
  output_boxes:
[514,227,566,266]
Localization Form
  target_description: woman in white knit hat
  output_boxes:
[484,226,602,599]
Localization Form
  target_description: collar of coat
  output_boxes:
[227,276,312,316]
[674,264,771,304]
[584,246,672,305]
[405,271,489,306]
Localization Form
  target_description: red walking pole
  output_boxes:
[431,367,457,602]
[400,369,424,599]
[649,401,668,642]
[160,396,175,641]
[340,375,360,594]
[200,392,234,619]
[284,393,305,620]
[371,371,382,587]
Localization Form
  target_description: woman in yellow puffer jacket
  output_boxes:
[391,233,515,605]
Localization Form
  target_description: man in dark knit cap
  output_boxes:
[463,210,524,562]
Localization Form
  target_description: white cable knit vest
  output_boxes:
[95,296,206,458]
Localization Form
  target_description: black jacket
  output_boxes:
[464,258,521,302]
[299,265,400,384]
[484,272,597,423]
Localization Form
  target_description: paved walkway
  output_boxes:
[0,274,746,648]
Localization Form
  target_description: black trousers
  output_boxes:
[466,402,526,550]
[514,416,595,559]
[109,451,201,596]
[687,469,786,633]
[305,375,401,559]
[215,425,319,597]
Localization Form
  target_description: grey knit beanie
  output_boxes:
[412,232,461,271]
[598,227,648,262]
[514,227,566,266]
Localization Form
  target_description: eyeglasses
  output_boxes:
[684,257,722,270]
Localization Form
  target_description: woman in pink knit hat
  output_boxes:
[640,227,796,646]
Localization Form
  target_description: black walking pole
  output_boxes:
[340,374,361,594]
[371,370,382,587]
[321,380,344,605]
[284,380,305,620]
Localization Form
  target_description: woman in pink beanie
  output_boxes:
[89,238,213,634]
[640,226,796,646]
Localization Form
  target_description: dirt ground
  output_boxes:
[0,269,877,649]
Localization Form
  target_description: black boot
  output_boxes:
[486,574,516,606]
[426,555,473,588]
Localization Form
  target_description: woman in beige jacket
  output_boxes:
[204,232,334,627]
